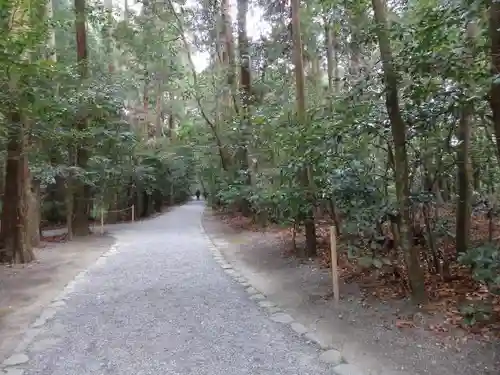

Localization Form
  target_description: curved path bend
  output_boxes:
[7,202,336,375]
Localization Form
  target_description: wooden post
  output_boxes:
[330,226,340,304]
[131,205,135,222]
[100,209,104,235]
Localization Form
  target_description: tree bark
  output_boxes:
[104,0,115,73]
[324,18,334,92]
[168,113,175,140]
[456,23,475,254]
[236,0,252,215]
[371,0,426,303]
[1,113,34,263]
[46,0,57,61]
[489,0,500,161]
[291,0,316,257]
[27,177,41,248]
[155,80,163,138]
[455,114,472,252]
[71,0,91,236]
[221,0,238,116]
[347,9,364,81]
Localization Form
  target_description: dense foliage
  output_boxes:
[0,0,498,329]
[180,0,500,323]
[0,0,195,262]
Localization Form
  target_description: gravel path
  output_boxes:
[7,202,336,375]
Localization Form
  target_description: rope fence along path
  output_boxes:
[98,205,135,234]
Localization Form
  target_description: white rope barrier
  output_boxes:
[98,205,135,234]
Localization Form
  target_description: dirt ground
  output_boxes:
[202,212,499,375]
[0,233,114,362]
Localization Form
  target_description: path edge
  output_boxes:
[200,211,367,375]
[1,238,120,375]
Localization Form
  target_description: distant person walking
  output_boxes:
[195,189,201,200]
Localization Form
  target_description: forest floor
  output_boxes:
[202,210,500,375]
[0,231,115,363]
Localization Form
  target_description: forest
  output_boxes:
[191,0,500,336]
[0,0,499,343]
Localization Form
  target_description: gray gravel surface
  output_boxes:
[19,202,334,375]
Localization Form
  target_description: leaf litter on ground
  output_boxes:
[214,209,500,342]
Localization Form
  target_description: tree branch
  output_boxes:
[166,0,228,170]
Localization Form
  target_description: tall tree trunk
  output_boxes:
[1,113,34,263]
[168,113,175,140]
[214,19,223,125]
[489,0,500,160]
[332,24,340,93]
[348,10,364,82]
[0,3,36,263]
[46,0,57,61]
[455,108,472,253]
[221,0,238,117]
[237,0,251,120]
[123,0,128,21]
[371,0,426,303]
[456,23,475,253]
[27,178,41,248]
[72,0,91,236]
[143,68,149,137]
[236,0,251,215]
[324,14,340,94]
[291,0,316,257]
[104,0,115,73]
[324,17,334,93]
[155,80,163,138]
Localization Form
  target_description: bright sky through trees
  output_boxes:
[123,0,269,71]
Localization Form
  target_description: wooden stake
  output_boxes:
[131,205,135,222]
[100,209,104,235]
[330,226,339,304]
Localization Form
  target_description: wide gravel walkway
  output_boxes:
[11,202,334,375]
